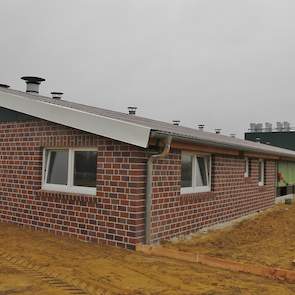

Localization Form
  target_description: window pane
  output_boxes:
[181,154,193,187]
[74,151,97,187]
[196,157,208,186]
[259,160,265,184]
[258,161,262,182]
[46,150,68,185]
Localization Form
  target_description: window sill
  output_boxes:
[36,189,99,203]
[42,184,96,196]
[180,186,211,194]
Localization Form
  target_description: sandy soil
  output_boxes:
[166,203,295,270]
[0,259,70,295]
[0,222,295,294]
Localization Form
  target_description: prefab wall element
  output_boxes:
[150,150,276,243]
[0,119,147,249]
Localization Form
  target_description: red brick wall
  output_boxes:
[151,150,276,242]
[0,120,146,249]
[0,119,277,248]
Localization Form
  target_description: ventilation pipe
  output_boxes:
[215,129,221,134]
[198,124,205,131]
[21,76,45,94]
[172,120,180,126]
[51,91,63,100]
[145,135,172,244]
[128,106,137,115]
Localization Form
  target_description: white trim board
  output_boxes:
[0,91,151,148]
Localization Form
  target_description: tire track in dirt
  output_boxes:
[98,253,192,294]
[0,250,115,295]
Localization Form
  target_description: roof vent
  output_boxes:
[215,128,221,134]
[172,120,180,126]
[198,124,205,131]
[249,123,256,132]
[256,123,263,132]
[21,76,45,94]
[0,84,10,88]
[276,122,283,132]
[283,121,290,132]
[128,106,137,115]
[51,91,63,100]
[265,122,272,132]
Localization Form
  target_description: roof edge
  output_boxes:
[151,130,295,160]
[0,90,151,148]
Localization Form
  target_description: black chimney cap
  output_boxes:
[21,76,46,84]
[128,106,137,115]
[51,91,63,95]
[0,84,10,88]
[51,91,64,99]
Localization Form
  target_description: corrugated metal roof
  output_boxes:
[1,87,295,159]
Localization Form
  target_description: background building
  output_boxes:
[245,122,295,197]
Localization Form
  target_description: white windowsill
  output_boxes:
[42,184,97,195]
[181,186,211,194]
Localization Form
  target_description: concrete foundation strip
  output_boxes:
[136,244,295,284]
[0,250,108,295]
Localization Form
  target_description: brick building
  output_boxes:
[1,78,295,249]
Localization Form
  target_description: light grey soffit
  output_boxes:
[0,89,151,148]
[1,87,295,158]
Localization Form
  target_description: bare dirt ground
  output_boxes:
[165,203,295,271]
[0,222,295,294]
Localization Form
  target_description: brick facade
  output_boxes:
[150,150,276,243]
[0,119,277,248]
[0,120,146,249]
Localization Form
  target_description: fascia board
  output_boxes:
[0,91,151,148]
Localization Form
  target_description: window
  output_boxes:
[258,159,265,186]
[43,148,97,195]
[181,152,211,194]
[181,154,193,188]
[244,157,250,177]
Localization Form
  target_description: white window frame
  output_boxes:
[42,147,97,195]
[244,157,249,177]
[258,159,265,186]
[180,152,211,194]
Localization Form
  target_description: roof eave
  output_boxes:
[0,90,151,148]
[150,130,295,160]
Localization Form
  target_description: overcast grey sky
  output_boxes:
[1,0,295,137]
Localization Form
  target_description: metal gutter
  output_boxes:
[150,130,295,160]
[145,135,172,244]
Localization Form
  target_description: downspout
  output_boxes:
[145,135,172,244]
